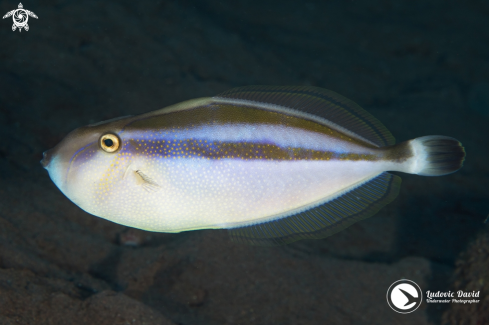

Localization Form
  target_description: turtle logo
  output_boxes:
[2,3,38,32]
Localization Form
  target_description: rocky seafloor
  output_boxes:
[0,0,488,324]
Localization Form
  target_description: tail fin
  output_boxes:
[411,136,465,176]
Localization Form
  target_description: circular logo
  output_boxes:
[14,10,27,24]
[386,279,422,313]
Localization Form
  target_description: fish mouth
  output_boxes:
[40,150,52,169]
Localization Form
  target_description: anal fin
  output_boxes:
[228,172,401,246]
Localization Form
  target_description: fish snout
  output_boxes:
[40,150,52,169]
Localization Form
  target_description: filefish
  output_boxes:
[41,86,466,245]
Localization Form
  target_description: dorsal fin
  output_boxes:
[215,86,395,147]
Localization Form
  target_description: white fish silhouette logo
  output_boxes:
[3,3,38,32]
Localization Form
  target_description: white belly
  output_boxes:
[101,158,401,232]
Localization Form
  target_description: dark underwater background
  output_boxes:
[1,0,488,324]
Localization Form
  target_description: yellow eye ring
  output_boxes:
[100,133,120,153]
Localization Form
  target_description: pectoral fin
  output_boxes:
[134,170,160,192]
[123,163,161,192]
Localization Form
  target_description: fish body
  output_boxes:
[42,86,465,245]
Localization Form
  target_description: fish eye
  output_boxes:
[100,133,120,153]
